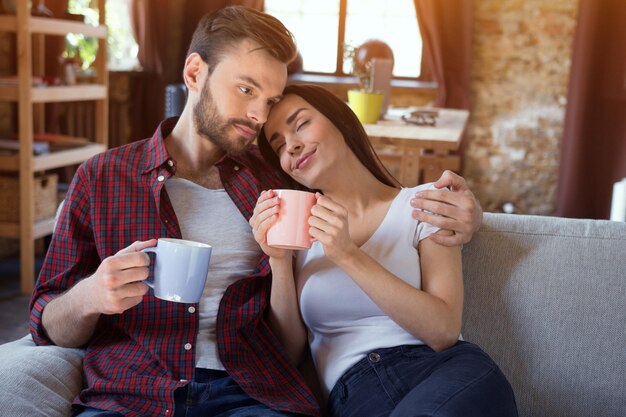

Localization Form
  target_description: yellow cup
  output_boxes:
[347,90,384,124]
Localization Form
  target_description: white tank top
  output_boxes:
[166,177,263,370]
[296,184,441,394]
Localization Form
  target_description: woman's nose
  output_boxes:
[287,141,302,155]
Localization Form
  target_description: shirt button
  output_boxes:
[167,160,174,167]
[368,352,381,363]
[179,379,188,383]
[184,343,192,351]
[157,175,165,182]
[234,165,240,171]
[188,306,196,313]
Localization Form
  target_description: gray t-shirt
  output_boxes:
[166,176,263,370]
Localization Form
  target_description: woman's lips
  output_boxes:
[295,150,315,169]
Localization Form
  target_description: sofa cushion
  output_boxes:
[0,334,84,417]
[462,213,626,417]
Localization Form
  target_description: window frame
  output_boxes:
[268,0,429,83]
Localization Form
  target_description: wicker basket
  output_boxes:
[0,173,59,222]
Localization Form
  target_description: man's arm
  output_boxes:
[411,170,483,246]
[41,240,155,348]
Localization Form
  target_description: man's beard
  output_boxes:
[193,78,260,155]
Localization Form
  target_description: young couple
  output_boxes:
[28,5,517,417]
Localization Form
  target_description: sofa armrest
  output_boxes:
[0,335,84,417]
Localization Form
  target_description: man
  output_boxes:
[29,6,481,417]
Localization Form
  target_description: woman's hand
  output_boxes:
[249,190,292,260]
[308,193,359,264]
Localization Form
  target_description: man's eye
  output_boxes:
[239,86,252,95]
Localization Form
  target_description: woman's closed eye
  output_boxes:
[272,140,286,154]
[296,120,310,131]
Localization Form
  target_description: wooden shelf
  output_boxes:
[3,2,108,295]
[0,217,55,239]
[0,143,106,172]
[34,143,105,171]
[0,15,106,38]
[32,84,107,102]
[0,84,107,103]
[30,17,107,38]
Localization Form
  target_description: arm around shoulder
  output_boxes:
[411,171,483,246]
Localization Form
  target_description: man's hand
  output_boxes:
[84,239,157,315]
[42,239,157,347]
[411,171,483,246]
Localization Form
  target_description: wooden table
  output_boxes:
[363,107,469,186]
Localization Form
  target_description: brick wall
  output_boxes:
[466,0,579,214]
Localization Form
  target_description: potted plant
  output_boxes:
[345,40,393,124]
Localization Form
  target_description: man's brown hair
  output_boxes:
[186,6,297,74]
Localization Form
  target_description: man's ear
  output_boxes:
[183,53,207,93]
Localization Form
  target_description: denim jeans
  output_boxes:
[76,368,303,417]
[327,341,519,417]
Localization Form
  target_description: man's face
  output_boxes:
[193,39,288,155]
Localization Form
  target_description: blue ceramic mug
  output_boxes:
[141,238,212,303]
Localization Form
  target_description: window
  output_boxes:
[67,0,140,71]
[264,0,422,79]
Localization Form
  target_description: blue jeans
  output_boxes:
[76,368,302,417]
[327,342,518,417]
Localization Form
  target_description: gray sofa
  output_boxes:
[0,213,625,417]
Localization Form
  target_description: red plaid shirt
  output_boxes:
[29,119,320,417]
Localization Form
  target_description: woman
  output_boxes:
[250,84,518,417]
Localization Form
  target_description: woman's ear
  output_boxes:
[183,53,207,94]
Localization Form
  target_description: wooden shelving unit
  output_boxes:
[0,2,108,294]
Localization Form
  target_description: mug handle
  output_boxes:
[140,247,158,289]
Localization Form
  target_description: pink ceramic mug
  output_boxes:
[267,189,316,250]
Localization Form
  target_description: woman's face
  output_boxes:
[263,94,348,189]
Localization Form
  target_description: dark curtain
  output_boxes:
[130,0,172,78]
[555,0,626,219]
[413,0,473,167]
[413,0,472,111]
[128,0,173,138]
